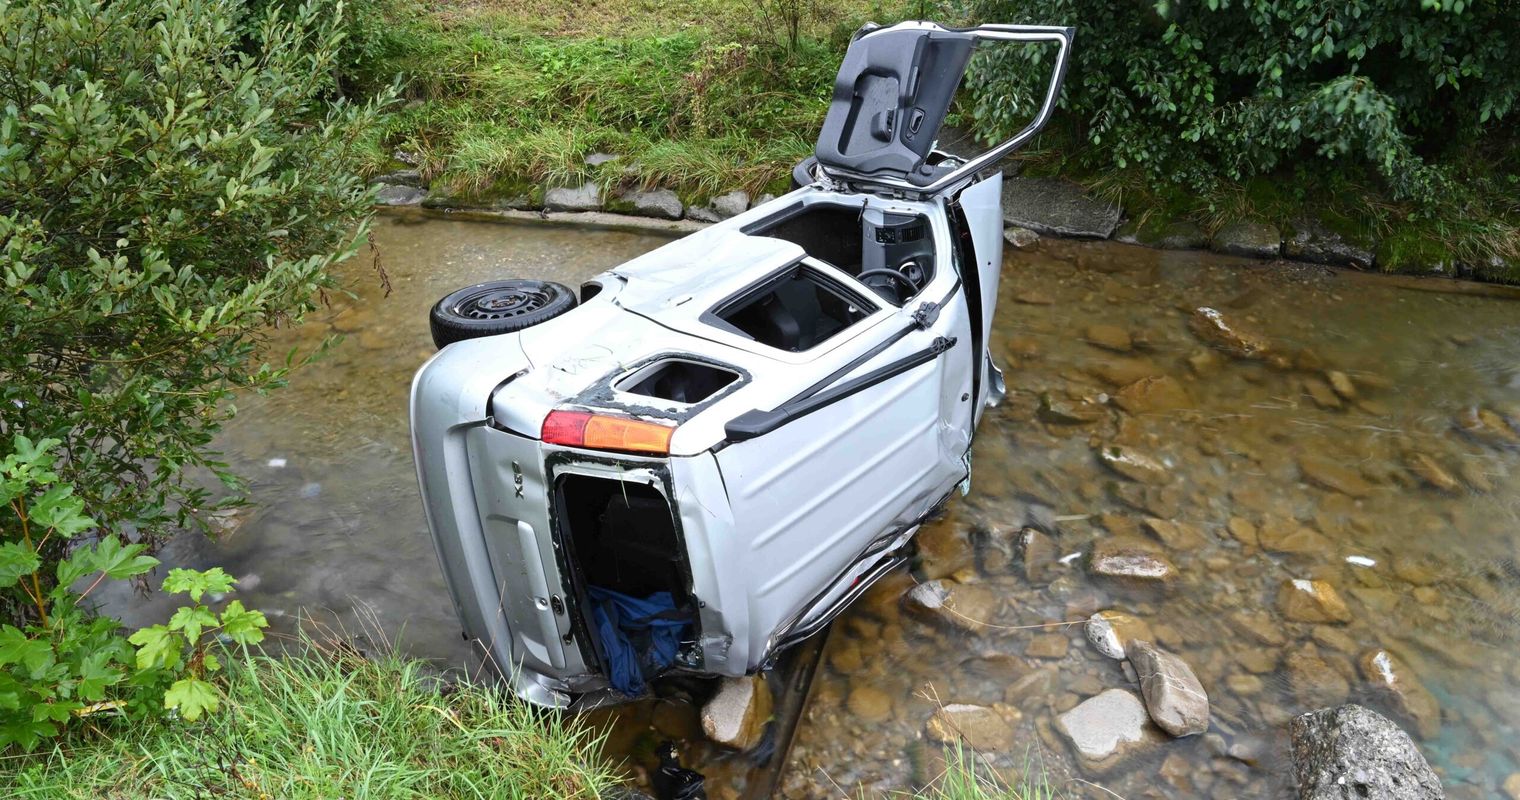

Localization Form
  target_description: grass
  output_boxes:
[347,0,908,199]
[2,641,617,799]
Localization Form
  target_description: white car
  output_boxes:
[410,20,1074,708]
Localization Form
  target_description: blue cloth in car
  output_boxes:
[586,587,688,696]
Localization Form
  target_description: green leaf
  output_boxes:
[218,600,268,646]
[161,567,234,602]
[127,626,180,671]
[29,485,96,538]
[164,677,219,721]
[0,542,40,588]
[90,537,160,580]
[75,651,121,701]
[167,605,217,643]
[0,626,54,676]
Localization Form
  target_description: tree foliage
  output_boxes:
[0,0,385,564]
[0,0,380,749]
[963,0,1520,205]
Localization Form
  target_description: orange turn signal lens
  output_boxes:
[541,410,674,455]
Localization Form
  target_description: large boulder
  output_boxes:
[374,184,426,206]
[620,188,684,220]
[1126,640,1209,737]
[1001,177,1121,239]
[701,675,772,751]
[1289,704,1444,800]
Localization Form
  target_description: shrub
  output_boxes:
[0,436,268,750]
[0,0,387,575]
[962,0,1520,207]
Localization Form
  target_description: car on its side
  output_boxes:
[410,20,1074,708]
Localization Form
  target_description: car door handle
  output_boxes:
[723,336,956,443]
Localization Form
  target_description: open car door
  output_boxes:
[812,22,1074,195]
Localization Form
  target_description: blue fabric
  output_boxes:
[586,587,688,696]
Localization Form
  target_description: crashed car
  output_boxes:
[410,20,1074,708]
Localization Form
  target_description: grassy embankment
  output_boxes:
[347,0,901,203]
[350,0,1517,280]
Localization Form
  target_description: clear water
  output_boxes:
[106,213,1520,799]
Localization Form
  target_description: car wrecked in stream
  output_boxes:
[410,20,1074,708]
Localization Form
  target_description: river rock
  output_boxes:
[544,183,602,212]
[1001,177,1121,239]
[1227,516,1260,548]
[1089,537,1175,583]
[1279,579,1353,624]
[701,674,772,750]
[1505,774,1520,800]
[1284,221,1375,270]
[1289,646,1352,708]
[1037,393,1103,425]
[1142,518,1207,549]
[1303,376,1344,410]
[1405,452,1460,493]
[1054,689,1161,771]
[926,704,1016,751]
[1025,633,1070,659]
[375,184,426,206]
[1360,649,1441,739]
[1188,307,1272,359]
[1088,356,1163,386]
[1117,218,1208,250]
[1113,375,1191,414]
[1084,324,1133,352]
[1096,445,1171,484]
[1211,220,1281,259]
[1017,527,1060,584]
[709,190,749,219]
[846,685,894,723]
[1258,516,1332,554]
[1300,455,1375,497]
[1326,370,1358,400]
[1290,704,1444,800]
[1455,407,1519,448]
[374,168,422,187]
[904,579,1000,634]
[1003,225,1040,248]
[1126,640,1209,737]
[685,206,720,223]
[1085,610,1154,660]
[620,188,683,220]
[1231,610,1288,646]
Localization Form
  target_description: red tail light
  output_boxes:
[541,410,674,455]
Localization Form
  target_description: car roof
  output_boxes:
[610,228,806,315]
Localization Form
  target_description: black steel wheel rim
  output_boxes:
[453,286,551,321]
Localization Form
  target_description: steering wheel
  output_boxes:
[856,268,920,303]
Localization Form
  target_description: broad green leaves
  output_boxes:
[161,567,235,603]
[164,677,219,721]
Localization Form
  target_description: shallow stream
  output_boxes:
[113,211,1520,799]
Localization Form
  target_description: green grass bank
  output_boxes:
[346,0,1518,281]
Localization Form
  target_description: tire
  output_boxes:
[428,279,577,349]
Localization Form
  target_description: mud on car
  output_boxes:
[411,20,1074,708]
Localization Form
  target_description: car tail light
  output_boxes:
[541,410,674,455]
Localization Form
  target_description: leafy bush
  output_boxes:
[963,0,1519,207]
[0,437,267,750]
[0,0,386,572]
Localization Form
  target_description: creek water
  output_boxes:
[114,211,1520,799]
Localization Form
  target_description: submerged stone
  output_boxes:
[1017,527,1061,584]
[1287,646,1352,708]
[1455,407,1519,448]
[1096,445,1171,484]
[1113,375,1191,414]
[1299,455,1376,498]
[1405,452,1461,493]
[1188,307,1272,359]
[1084,324,1134,352]
[1279,579,1353,624]
[904,579,1001,634]
[1359,648,1441,739]
[925,703,1016,752]
[846,685,894,723]
[1089,537,1176,583]
[1126,640,1209,737]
